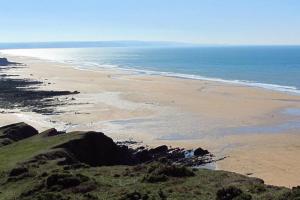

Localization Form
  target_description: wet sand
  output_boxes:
[0,54,300,187]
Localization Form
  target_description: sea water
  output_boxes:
[1,45,300,94]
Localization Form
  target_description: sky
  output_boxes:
[0,0,300,45]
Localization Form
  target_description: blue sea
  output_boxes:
[1,45,300,94]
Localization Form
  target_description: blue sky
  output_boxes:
[0,0,300,44]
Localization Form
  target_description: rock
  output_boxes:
[0,58,20,66]
[0,122,38,142]
[54,132,213,167]
[0,138,13,147]
[134,150,152,162]
[133,145,169,164]
[0,74,80,115]
[9,166,29,177]
[0,58,9,66]
[194,147,209,156]
[149,145,168,154]
[40,128,65,137]
[55,131,133,166]
[29,149,78,167]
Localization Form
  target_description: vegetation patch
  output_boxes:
[46,173,88,190]
[120,191,150,200]
[143,163,195,183]
[216,186,252,200]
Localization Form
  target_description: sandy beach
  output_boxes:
[1,53,300,188]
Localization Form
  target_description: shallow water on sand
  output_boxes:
[282,108,300,116]
[2,46,300,94]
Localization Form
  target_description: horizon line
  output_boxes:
[1,40,300,47]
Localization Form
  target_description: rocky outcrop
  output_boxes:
[149,145,168,154]
[0,58,20,66]
[0,122,38,146]
[0,62,80,115]
[0,58,9,66]
[0,122,213,167]
[9,166,29,177]
[194,147,209,156]
[54,131,213,167]
[40,128,65,137]
[54,131,133,166]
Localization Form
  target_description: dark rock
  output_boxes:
[167,148,185,160]
[0,138,13,147]
[41,172,49,177]
[134,150,152,163]
[0,58,9,66]
[194,147,209,156]
[9,166,29,177]
[149,145,168,155]
[55,131,133,166]
[136,146,145,150]
[53,131,213,167]
[0,122,38,142]
[0,58,20,66]
[7,166,32,182]
[40,128,65,137]
[0,73,81,115]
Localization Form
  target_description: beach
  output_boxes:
[1,53,300,188]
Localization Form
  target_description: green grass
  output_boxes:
[0,160,292,200]
[0,131,297,200]
[0,131,83,172]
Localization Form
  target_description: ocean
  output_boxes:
[1,45,300,94]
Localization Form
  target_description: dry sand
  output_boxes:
[0,54,300,187]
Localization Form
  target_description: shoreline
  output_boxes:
[0,53,300,187]
[1,49,300,95]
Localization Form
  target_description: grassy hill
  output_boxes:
[0,123,299,200]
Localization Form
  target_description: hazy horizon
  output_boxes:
[1,40,300,49]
